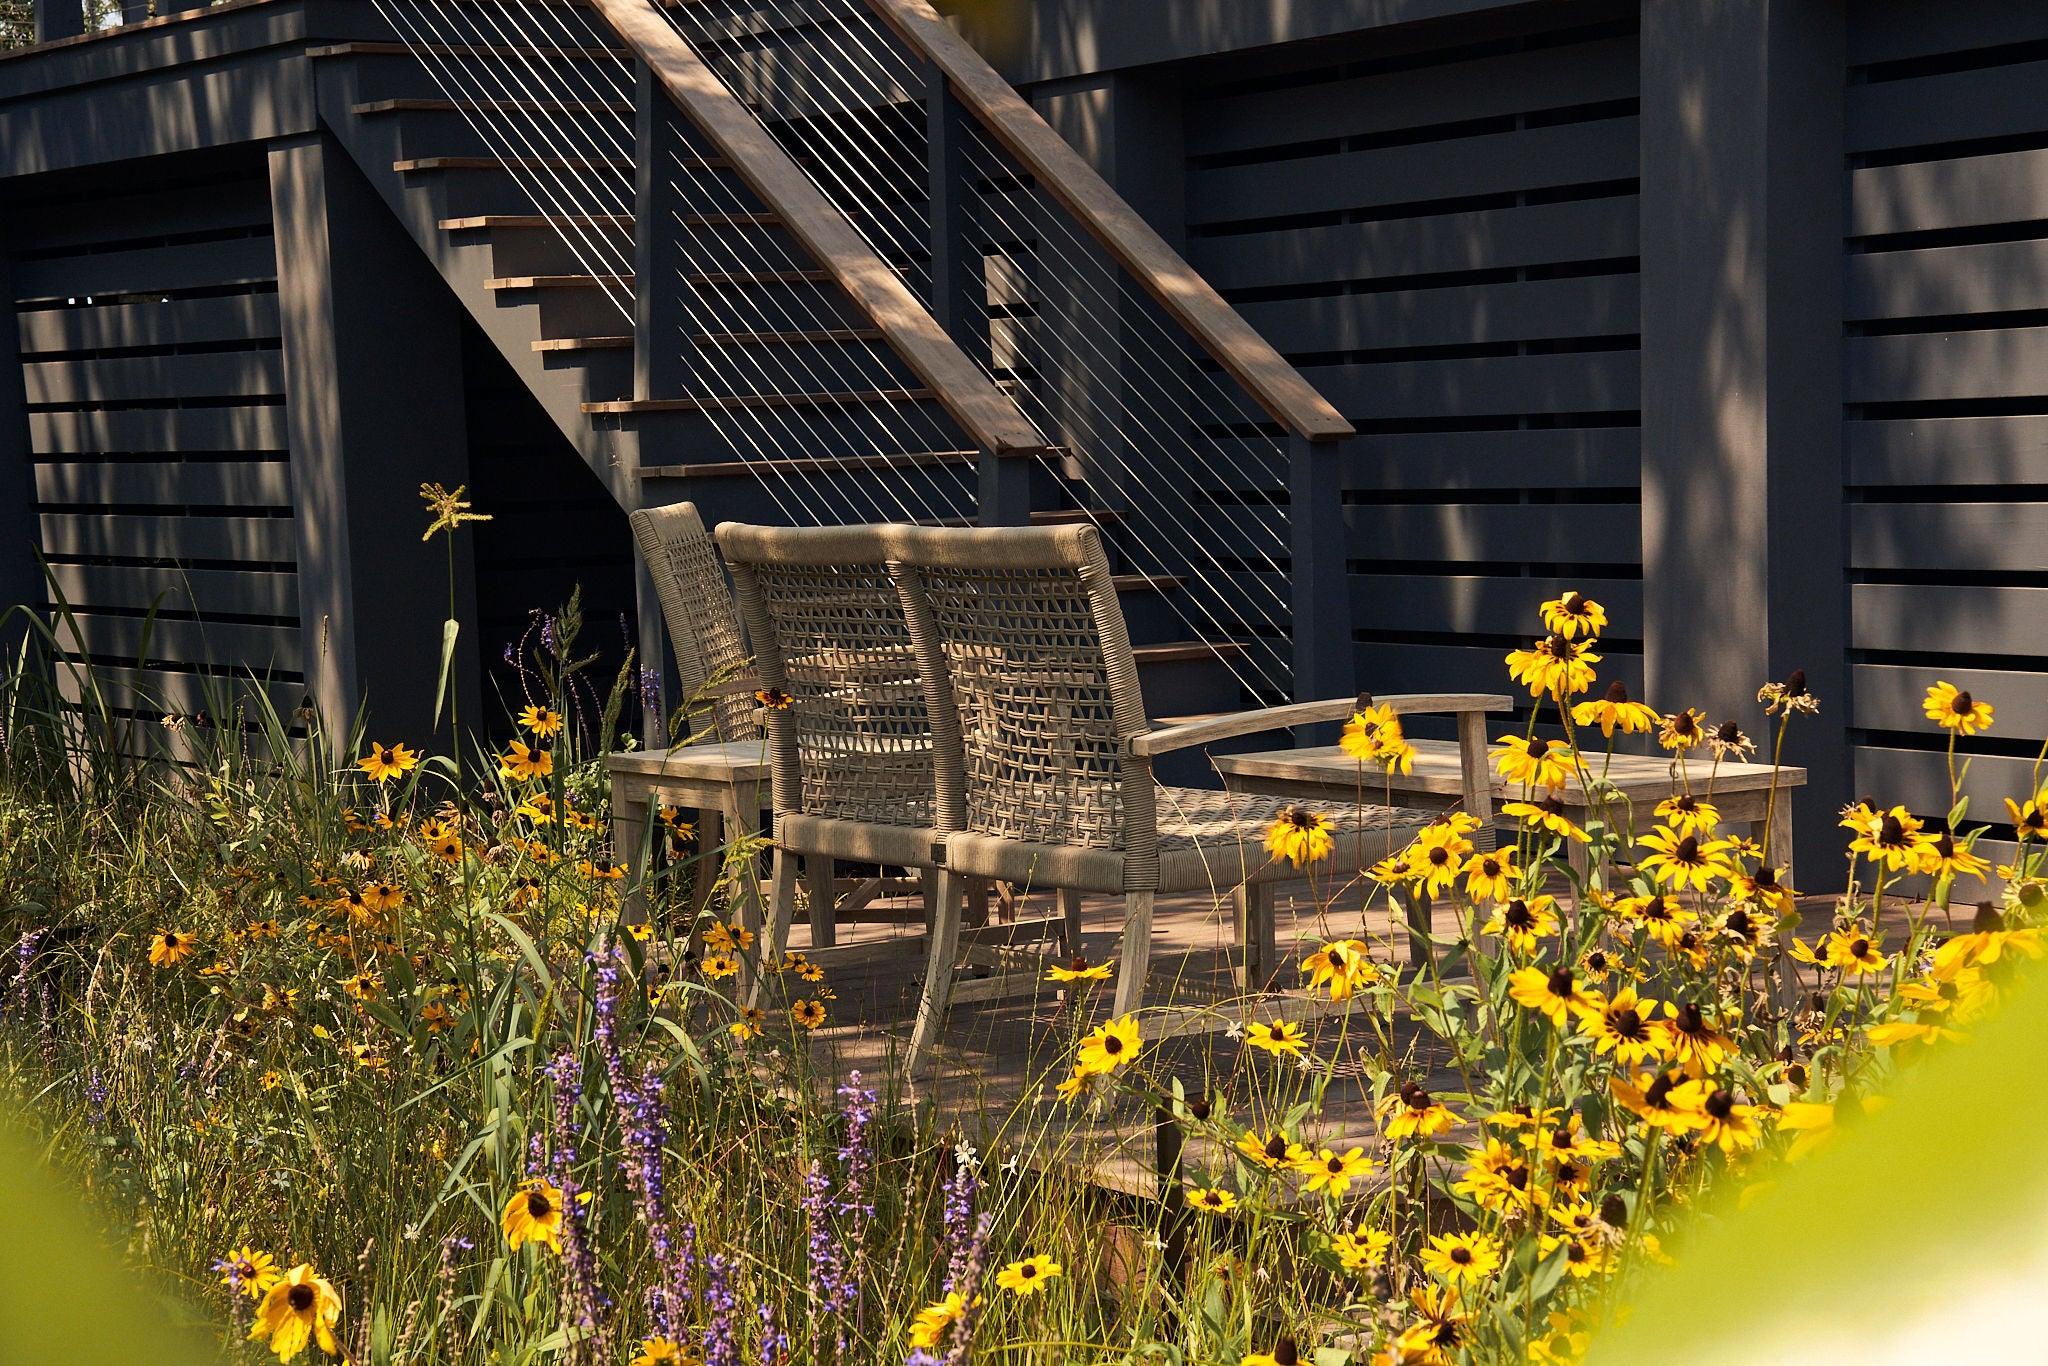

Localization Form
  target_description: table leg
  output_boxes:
[690,806,723,917]
[719,781,763,953]
[1059,887,1085,958]
[611,774,651,926]
[1234,880,1276,990]
[1762,805,1801,1013]
[1400,886,1434,969]
[1564,834,1593,928]
[804,855,836,948]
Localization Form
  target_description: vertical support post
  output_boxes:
[1639,0,1848,837]
[1288,432,1356,713]
[32,0,85,42]
[0,250,41,651]
[633,63,691,405]
[269,133,480,751]
[118,2,149,25]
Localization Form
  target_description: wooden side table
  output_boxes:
[608,742,773,937]
[1214,740,1806,1003]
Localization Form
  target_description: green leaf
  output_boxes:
[432,617,461,730]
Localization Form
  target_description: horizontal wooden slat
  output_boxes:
[1850,745,2043,825]
[1850,584,2048,657]
[1344,428,1641,491]
[1848,3,2048,67]
[24,349,285,404]
[1849,147,2048,238]
[1350,574,1644,639]
[1849,503,2048,573]
[15,293,281,354]
[45,562,299,619]
[1352,640,1646,703]
[6,179,274,253]
[1847,239,2048,320]
[1298,352,1639,420]
[1847,56,2048,154]
[27,404,287,454]
[1846,415,2048,487]
[1188,116,1638,225]
[33,459,291,506]
[1184,35,1639,157]
[37,513,297,564]
[49,613,303,673]
[1345,502,1642,564]
[11,234,276,301]
[1847,328,2048,403]
[1236,274,1638,353]
[55,665,306,727]
[1852,663,2048,739]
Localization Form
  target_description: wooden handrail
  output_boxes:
[584,0,1048,457]
[864,0,1356,444]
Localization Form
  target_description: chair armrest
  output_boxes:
[1127,691,1514,757]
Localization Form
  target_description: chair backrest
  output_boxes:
[628,503,755,744]
[716,522,947,831]
[892,523,1155,869]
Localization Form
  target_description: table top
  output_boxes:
[607,740,772,783]
[1214,737,1805,803]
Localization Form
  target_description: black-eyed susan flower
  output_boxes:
[1668,1079,1769,1153]
[1291,1144,1376,1197]
[1654,792,1719,836]
[1401,1284,1472,1362]
[1923,681,1993,735]
[1481,895,1559,955]
[908,1291,973,1350]
[1777,1100,1838,1162]
[1615,892,1695,947]
[754,687,794,710]
[1507,634,1601,698]
[1493,734,1573,792]
[1046,956,1114,983]
[1574,986,1668,1066]
[1329,1225,1392,1274]
[1507,964,1597,1026]
[1843,804,1934,873]
[702,954,739,981]
[792,998,828,1030]
[246,1262,343,1361]
[1538,1231,1611,1280]
[341,971,380,1001]
[1239,1338,1301,1366]
[1461,846,1520,903]
[1265,806,1333,867]
[1377,1080,1457,1140]
[1656,709,1706,752]
[728,1006,765,1039]
[501,1178,565,1253]
[1528,1310,1593,1366]
[1407,822,1474,897]
[1244,1018,1308,1056]
[1571,680,1658,737]
[357,741,418,784]
[149,929,196,967]
[420,817,463,862]
[797,960,827,984]
[1609,1069,1705,1135]
[497,740,553,783]
[1452,1138,1539,1214]
[631,1338,691,1366]
[1186,1186,1238,1213]
[2005,790,2047,841]
[1540,590,1607,641]
[1502,795,1589,843]
[1659,1000,1734,1075]
[1708,718,1756,760]
[995,1253,1062,1296]
[259,1070,283,1091]
[1076,1014,1141,1073]
[1340,702,1415,774]
[1419,1231,1502,1285]
[1825,924,1888,975]
[1924,831,1991,883]
[1635,825,1736,893]
[1053,1067,1098,1104]
[1757,667,1819,716]
[1299,939,1378,1001]
[1235,1128,1307,1171]
[518,703,565,738]
[1711,903,1776,960]
[218,1246,281,1299]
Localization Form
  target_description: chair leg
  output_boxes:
[748,846,798,1007]
[610,775,651,926]
[1111,891,1156,1018]
[906,867,965,1078]
[804,855,836,948]
[921,874,939,935]
[1058,887,1085,958]
[1234,880,1275,990]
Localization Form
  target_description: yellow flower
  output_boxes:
[1187,1186,1238,1213]
[502,1178,565,1253]
[1653,792,1719,836]
[1329,1225,1393,1274]
[1492,734,1573,792]
[149,929,197,966]
[995,1253,1062,1297]
[729,1006,766,1039]
[1244,1018,1308,1056]
[1615,892,1695,947]
[908,1291,972,1350]
[1923,832,1991,882]
[1407,822,1473,897]
[754,687,794,710]
[498,740,554,783]
[1667,1079,1769,1153]
[1235,1129,1307,1170]
[792,999,828,1030]
[1460,846,1520,903]
[421,817,463,862]
[1508,964,1596,1026]
[1076,1015,1142,1073]
[2006,791,2048,841]
[1291,1145,1377,1197]
[246,1263,343,1361]
[1778,1100,1837,1162]
[1265,806,1333,867]
[419,481,490,540]
[1480,895,1559,955]
[357,741,419,783]
[1377,1080,1457,1140]
[1634,825,1736,893]
[1053,1067,1098,1104]
[1299,939,1378,1001]
[631,1338,696,1366]
[1923,681,1993,735]
[1540,590,1607,640]
[1573,986,1668,1066]
[1507,633,1601,698]
[219,1246,281,1299]
[1656,709,1706,752]
[1340,703,1415,774]
[1659,1000,1734,1075]
[1571,680,1658,736]
[1609,1069,1706,1135]
[1538,1232,1611,1280]
[1824,924,1888,975]
[1843,804,1934,873]
[1046,957,1114,983]
[702,954,740,981]
[519,703,565,737]
[1501,796,1588,843]
[260,1069,284,1090]
[1419,1231,1502,1285]
[341,971,380,1001]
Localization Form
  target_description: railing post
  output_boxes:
[32,0,86,42]
[1288,432,1355,709]
[633,62,690,404]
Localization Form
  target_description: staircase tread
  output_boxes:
[1110,572,1185,592]
[693,328,884,345]
[684,269,832,286]
[1133,641,1249,663]
[311,42,625,58]
[644,449,977,479]
[354,98,632,114]
[396,155,645,172]
[914,508,1125,528]
[585,386,936,414]
[487,274,633,290]
[440,215,635,230]
[533,336,633,351]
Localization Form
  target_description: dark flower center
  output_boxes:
[1935,834,1956,860]
[1585,950,1609,973]
[1566,1241,1587,1263]
[1604,680,1629,703]
[1020,1263,1037,1278]
[1674,835,1701,862]
[1849,938,1869,958]
[1428,848,1451,866]
[1673,795,1698,814]
[1672,713,1699,737]
[1646,1073,1677,1108]
[527,1192,553,1218]
[1275,1338,1300,1366]
[1610,1008,1645,1039]
[1725,909,1754,938]
[1954,690,1974,715]
[1600,1193,1628,1225]
[1287,809,1317,831]
[1716,720,1744,744]
[1705,1090,1736,1120]
[1266,1134,1289,1160]
[164,934,179,948]
[1643,898,1674,922]
[1879,814,1907,846]
[1677,1003,1706,1033]
[1481,857,1502,877]
[1504,900,1535,930]
[1103,1034,1125,1055]
[288,1284,315,1312]
[1546,966,1576,996]
[1972,904,2007,934]
[1505,1166,1529,1190]
[1450,1246,1472,1264]
[1400,1080,1431,1110]
[1563,592,1586,613]
[1784,668,1807,696]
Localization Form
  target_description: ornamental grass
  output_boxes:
[1,499,2044,1365]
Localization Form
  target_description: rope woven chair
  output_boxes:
[892,523,1504,1072]
[715,521,961,984]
